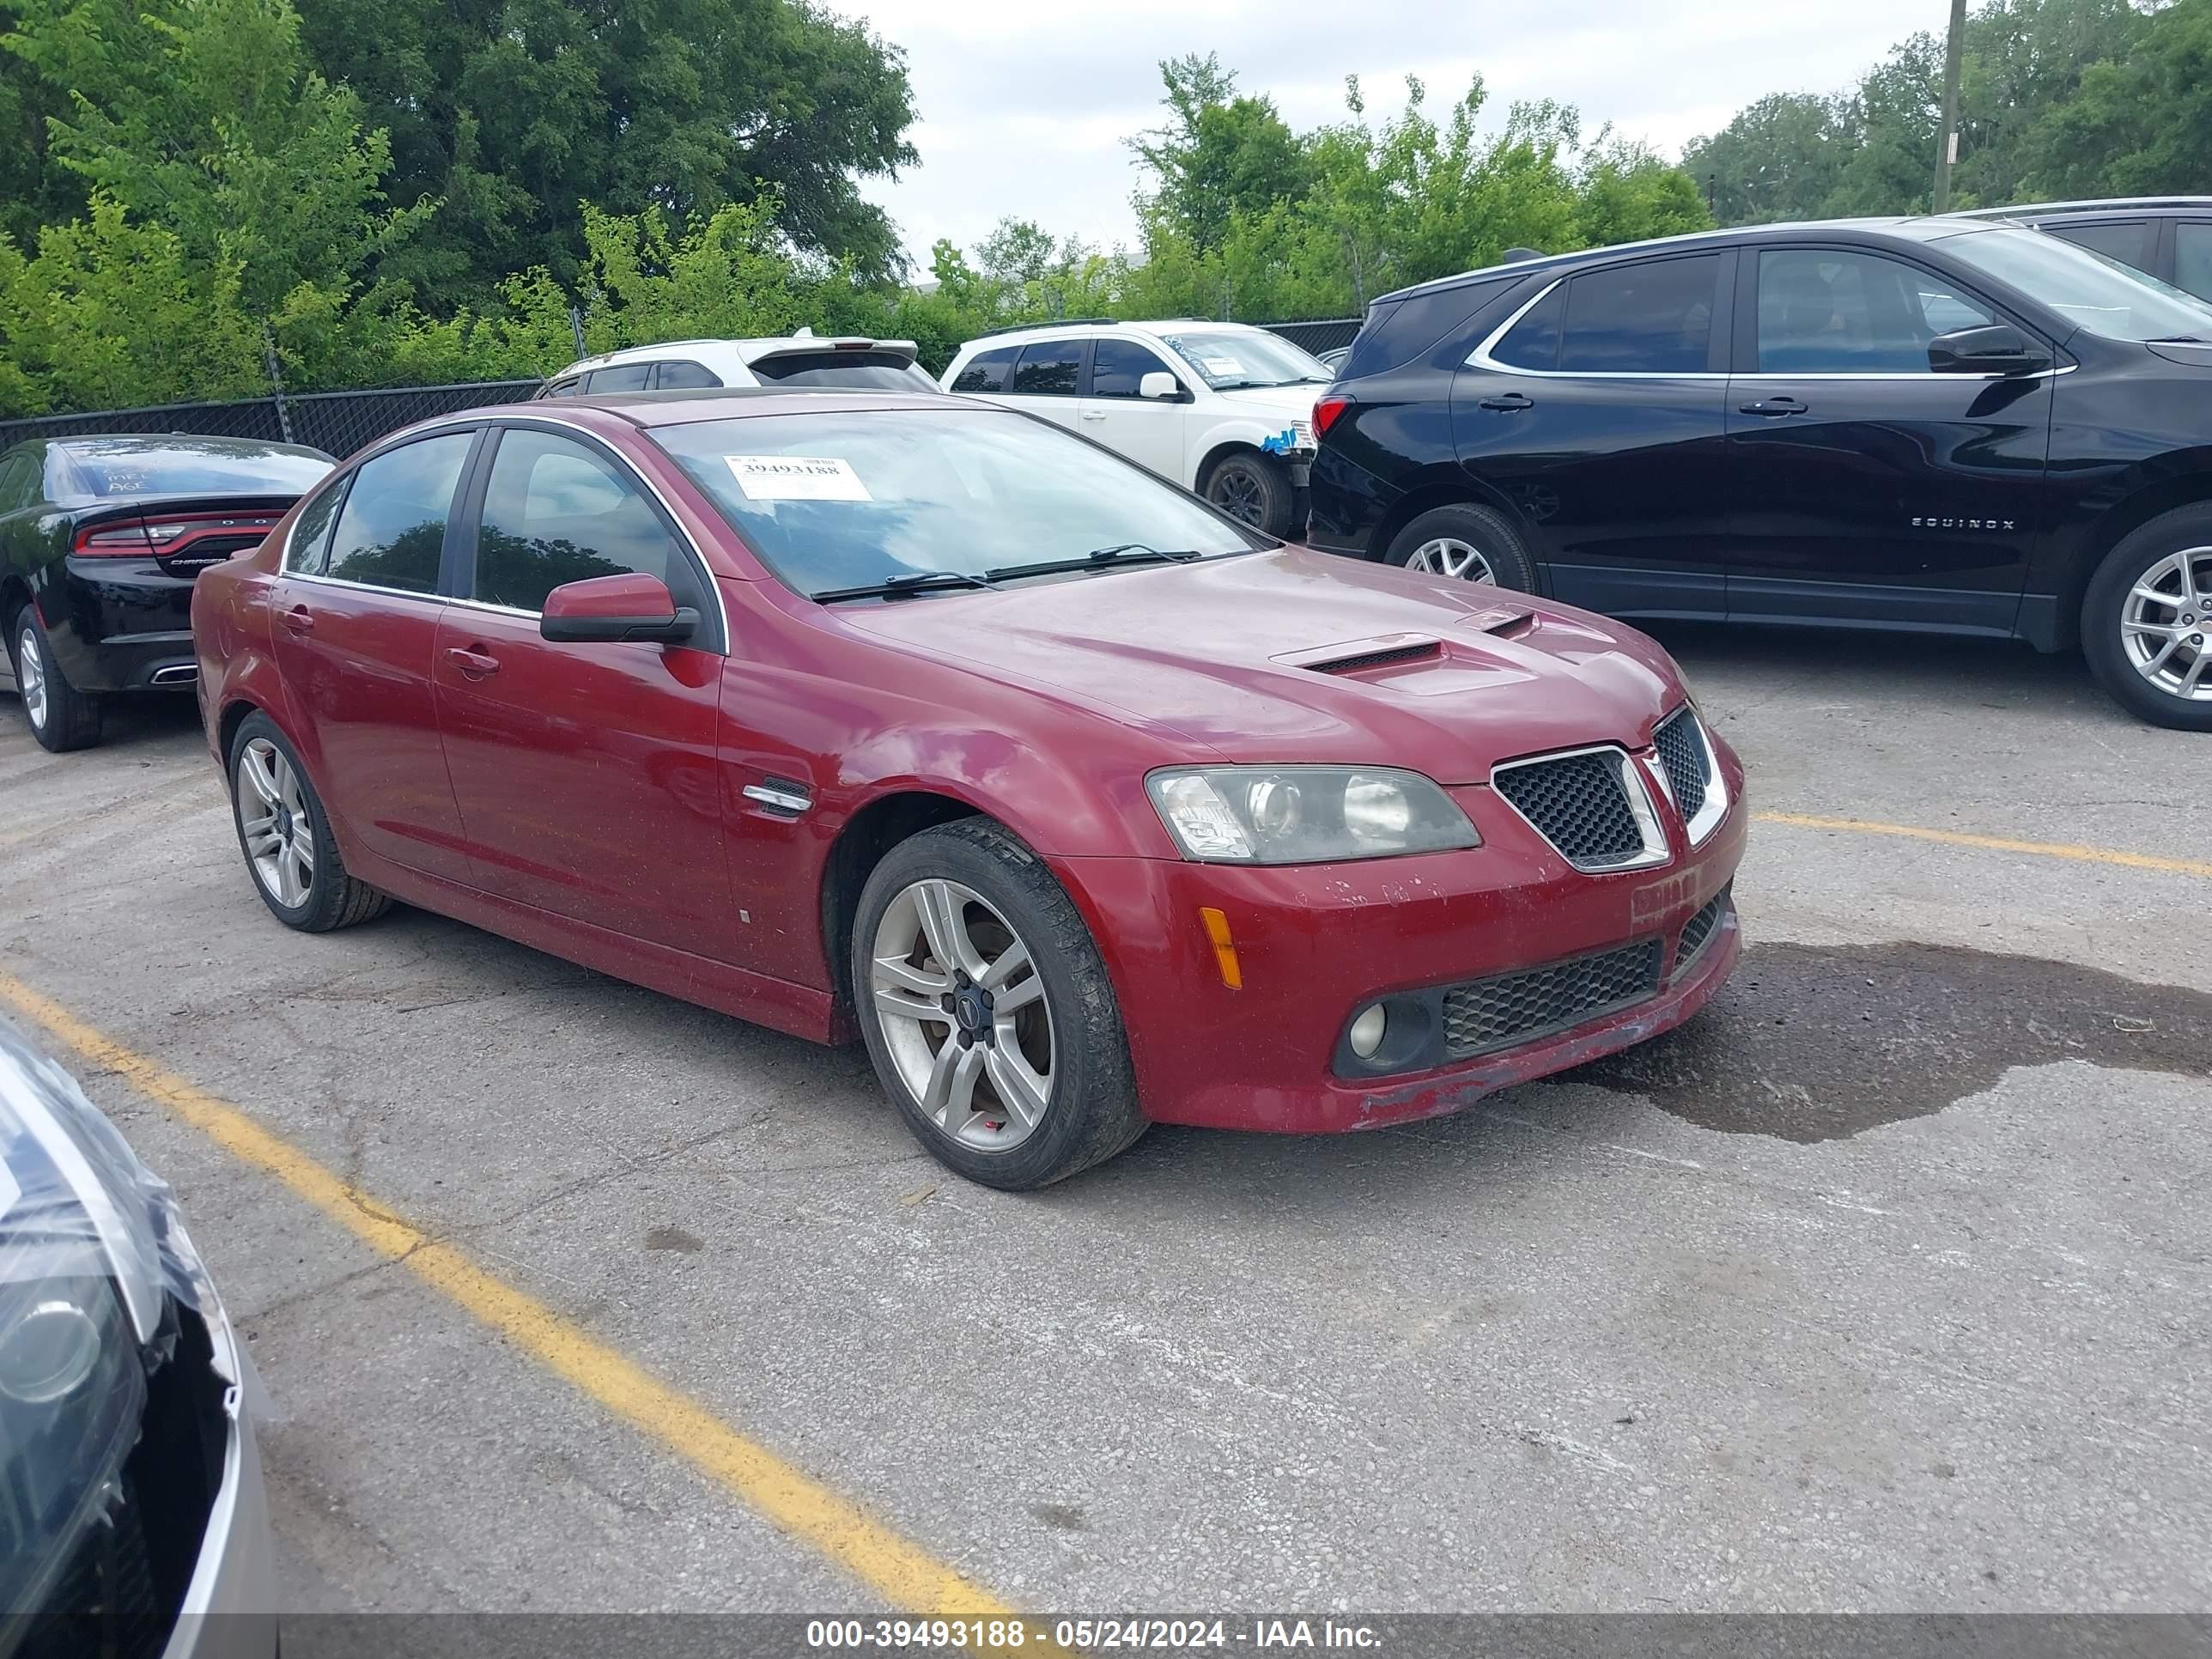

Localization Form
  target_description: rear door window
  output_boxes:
[1009,340,1085,395]
[1557,254,1722,374]
[653,360,722,390]
[2175,223,2212,301]
[2045,219,2154,276]
[322,432,474,595]
[1491,285,1565,371]
[950,347,1018,393]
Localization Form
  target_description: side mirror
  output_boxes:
[1929,324,2051,377]
[1138,370,1185,401]
[540,572,698,644]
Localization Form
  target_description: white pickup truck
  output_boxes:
[939,319,1330,537]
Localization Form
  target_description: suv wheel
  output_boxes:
[1384,504,1536,592]
[1201,452,1295,537]
[2081,505,2212,731]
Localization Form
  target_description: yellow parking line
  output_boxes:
[0,970,1012,1619]
[1753,811,2212,881]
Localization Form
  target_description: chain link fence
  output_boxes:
[0,319,1364,459]
[0,379,545,459]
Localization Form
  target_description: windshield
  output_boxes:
[649,407,1261,598]
[1157,330,1332,391]
[1942,225,2212,343]
[55,437,332,501]
[747,351,940,392]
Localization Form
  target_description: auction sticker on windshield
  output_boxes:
[725,455,872,501]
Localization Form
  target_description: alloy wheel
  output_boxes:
[1209,467,1266,526]
[15,623,46,731]
[2121,545,2212,702]
[1407,537,1498,584]
[869,878,1054,1152]
[237,737,318,908]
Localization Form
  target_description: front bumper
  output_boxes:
[37,557,200,692]
[165,1310,278,1659]
[1060,761,1747,1135]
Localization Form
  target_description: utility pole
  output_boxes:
[1933,0,1967,212]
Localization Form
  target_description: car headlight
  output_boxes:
[1146,766,1480,864]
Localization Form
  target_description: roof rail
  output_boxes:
[969,317,1122,339]
[1501,247,1548,263]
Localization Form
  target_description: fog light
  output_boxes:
[1348,1003,1387,1059]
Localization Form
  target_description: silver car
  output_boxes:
[0,1019,276,1658]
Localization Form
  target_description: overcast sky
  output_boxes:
[829,0,1948,264]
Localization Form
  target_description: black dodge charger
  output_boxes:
[1308,217,2212,730]
[1,434,333,751]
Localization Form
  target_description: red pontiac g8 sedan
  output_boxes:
[191,389,1745,1189]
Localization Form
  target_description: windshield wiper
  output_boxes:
[983,544,1205,583]
[2147,335,2209,344]
[812,569,998,603]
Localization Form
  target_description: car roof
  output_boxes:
[1948,197,2212,220]
[382,387,962,446]
[956,318,1272,351]
[550,335,917,380]
[1372,216,2020,306]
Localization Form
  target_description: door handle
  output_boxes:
[444,645,500,678]
[1479,392,1534,412]
[1080,410,1107,422]
[282,605,314,635]
[1738,396,1808,416]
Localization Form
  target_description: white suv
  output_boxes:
[538,332,939,397]
[939,319,1331,536]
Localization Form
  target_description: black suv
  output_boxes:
[1307,217,2212,729]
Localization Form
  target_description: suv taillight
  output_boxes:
[1311,396,1352,440]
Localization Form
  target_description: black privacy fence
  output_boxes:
[0,319,1362,460]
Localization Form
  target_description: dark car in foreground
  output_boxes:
[0,1018,276,1658]
[1,435,333,751]
[192,388,1743,1188]
[1309,217,2212,729]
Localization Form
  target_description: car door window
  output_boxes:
[542,377,583,398]
[1491,284,1565,371]
[950,346,1018,393]
[1757,249,1994,374]
[283,478,347,574]
[653,359,721,390]
[472,428,686,613]
[1558,255,1720,374]
[322,433,473,594]
[2045,220,2152,276]
[1089,338,1177,398]
[2175,224,2212,301]
[584,362,653,393]
[1010,340,1084,395]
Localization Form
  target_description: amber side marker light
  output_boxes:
[1198,906,1243,990]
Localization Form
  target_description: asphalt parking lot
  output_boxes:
[3,621,2209,1617]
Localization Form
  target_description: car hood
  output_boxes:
[1211,385,1328,422]
[836,548,1686,783]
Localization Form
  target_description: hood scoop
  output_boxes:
[1274,635,1443,677]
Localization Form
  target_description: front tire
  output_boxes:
[1384,502,1537,591]
[852,818,1146,1190]
[1201,451,1296,538]
[10,604,102,751]
[2081,506,2212,731]
[228,712,393,931]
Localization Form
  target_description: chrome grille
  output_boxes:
[1440,937,1664,1060]
[1653,708,1709,822]
[1675,884,1731,972]
[1492,749,1650,869]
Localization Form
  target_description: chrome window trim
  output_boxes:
[289,570,445,604]
[1489,742,1672,874]
[1650,704,1730,847]
[303,412,733,648]
[1468,274,2075,382]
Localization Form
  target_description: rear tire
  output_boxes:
[10,604,102,752]
[1201,451,1296,538]
[1384,503,1537,592]
[2081,505,2212,732]
[852,817,1146,1190]
[228,712,393,931]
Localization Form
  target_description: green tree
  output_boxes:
[2023,0,2212,197]
[293,0,919,307]
[1682,93,1861,225]
[1130,52,1313,255]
